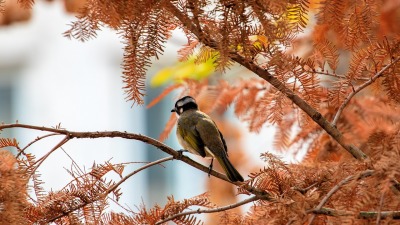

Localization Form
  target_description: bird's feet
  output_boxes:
[175,149,189,160]
[208,158,214,177]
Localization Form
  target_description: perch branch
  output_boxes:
[0,123,271,200]
[155,195,259,225]
[164,1,367,160]
[332,56,400,125]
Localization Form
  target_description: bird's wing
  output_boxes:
[178,123,206,157]
[195,117,226,158]
[218,129,228,154]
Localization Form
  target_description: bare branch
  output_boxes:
[359,210,400,220]
[332,56,400,125]
[309,207,400,220]
[307,207,353,217]
[0,123,271,200]
[155,195,259,225]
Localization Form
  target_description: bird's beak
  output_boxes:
[171,108,176,113]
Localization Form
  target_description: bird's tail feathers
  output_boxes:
[217,156,244,182]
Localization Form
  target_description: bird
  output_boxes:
[171,96,244,182]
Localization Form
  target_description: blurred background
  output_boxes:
[0,0,281,214]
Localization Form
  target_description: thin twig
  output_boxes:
[31,135,70,175]
[313,71,346,79]
[293,182,318,194]
[376,192,385,225]
[17,133,61,158]
[102,156,174,197]
[392,179,400,193]
[312,70,370,81]
[308,170,374,224]
[332,56,400,125]
[155,195,259,225]
[61,147,85,176]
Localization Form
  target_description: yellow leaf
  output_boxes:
[150,67,174,87]
[150,58,215,87]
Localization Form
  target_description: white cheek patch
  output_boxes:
[178,107,184,114]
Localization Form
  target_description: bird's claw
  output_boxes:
[175,149,188,159]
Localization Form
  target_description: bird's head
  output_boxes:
[171,96,198,115]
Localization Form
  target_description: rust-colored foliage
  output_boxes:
[0,149,28,224]
[1,0,400,224]
[132,193,214,224]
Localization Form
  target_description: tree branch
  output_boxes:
[307,207,353,217]
[155,195,259,225]
[0,123,271,200]
[309,207,400,220]
[332,56,400,125]
[164,1,367,160]
[359,210,400,220]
